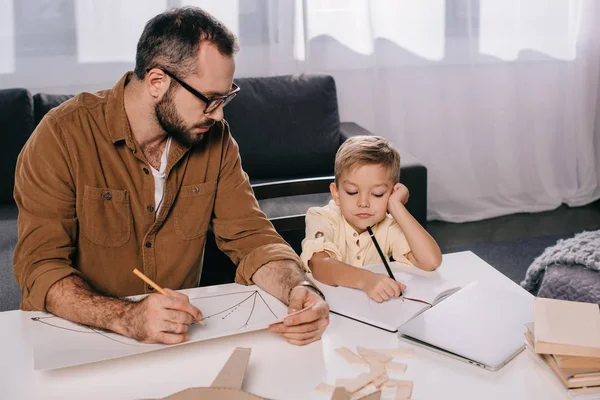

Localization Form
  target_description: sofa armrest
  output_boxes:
[339,121,374,143]
[251,176,333,201]
[251,177,333,232]
[401,162,428,227]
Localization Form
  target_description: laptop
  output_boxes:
[397,280,533,371]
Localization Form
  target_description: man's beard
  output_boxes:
[155,88,213,147]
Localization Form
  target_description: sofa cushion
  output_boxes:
[33,93,74,126]
[0,89,35,205]
[34,76,343,182]
[225,74,341,180]
[536,263,600,304]
[35,76,343,182]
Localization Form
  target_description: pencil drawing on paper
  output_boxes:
[30,290,280,347]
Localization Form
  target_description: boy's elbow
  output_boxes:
[420,254,442,271]
[309,261,321,278]
[308,254,327,276]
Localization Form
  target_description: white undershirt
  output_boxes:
[150,137,172,217]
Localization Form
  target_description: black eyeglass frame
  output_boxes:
[146,68,240,114]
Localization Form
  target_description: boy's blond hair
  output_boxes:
[334,135,401,184]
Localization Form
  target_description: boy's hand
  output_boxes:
[388,183,410,210]
[362,272,406,303]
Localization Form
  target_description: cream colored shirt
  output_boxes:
[301,200,412,271]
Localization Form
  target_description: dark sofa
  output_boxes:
[0,74,429,311]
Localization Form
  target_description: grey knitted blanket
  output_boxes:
[521,230,600,293]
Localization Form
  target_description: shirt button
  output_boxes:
[193,186,199,193]
[357,255,361,260]
[147,205,154,212]
[104,192,112,200]
[145,241,152,248]
[147,285,154,291]
[353,232,358,237]
[143,167,150,175]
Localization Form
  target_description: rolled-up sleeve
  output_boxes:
[13,116,82,311]
[387,221,413,265]
[211,122,302,285]
[300,207,343,271]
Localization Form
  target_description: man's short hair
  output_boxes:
[334,135,401,184]
[134,6,239,80]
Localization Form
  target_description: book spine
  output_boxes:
[536,342,600,359]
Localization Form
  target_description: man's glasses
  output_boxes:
[147,68,240,114]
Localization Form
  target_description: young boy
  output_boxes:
[301,136,442,303]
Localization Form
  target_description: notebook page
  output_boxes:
[363,263,460,304]
[311,263,460,331]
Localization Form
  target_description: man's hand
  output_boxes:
[361,272,406,303]
[268,286,329,346]
[122,288,203,344]
[44,276,204,345]
[388,183,410,210]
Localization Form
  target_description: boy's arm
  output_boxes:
[309,251,372,289]
[388,184,442,271]
[310,252,405,302]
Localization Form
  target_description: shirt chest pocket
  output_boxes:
[81,186,132,247]
[174,181,217,240]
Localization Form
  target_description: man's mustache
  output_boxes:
[193,122,214,129]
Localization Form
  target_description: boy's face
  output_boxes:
[330,164,395,234]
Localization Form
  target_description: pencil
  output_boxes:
[132,268,205,326]
[366,225,398,284]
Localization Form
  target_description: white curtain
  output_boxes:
[0,0,14,74]
[75,0,167,63]
[0,0,598,222]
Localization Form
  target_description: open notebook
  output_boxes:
[312,263,461,332]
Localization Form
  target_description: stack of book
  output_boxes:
[525,297,600,398]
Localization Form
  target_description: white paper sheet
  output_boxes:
[28,284,288,370]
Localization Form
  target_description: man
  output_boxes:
[13,7,329,346]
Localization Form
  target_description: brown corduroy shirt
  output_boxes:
[13,72,301,311]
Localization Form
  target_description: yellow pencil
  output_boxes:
[132,268,205,326]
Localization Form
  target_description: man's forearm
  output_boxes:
[251,259,307,304]
[46,275,134,335]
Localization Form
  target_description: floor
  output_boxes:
[427,200,600,284]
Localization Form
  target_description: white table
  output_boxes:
[0,252,569,400]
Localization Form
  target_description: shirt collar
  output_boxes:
[342,212,376,250]
[105,72,133,144]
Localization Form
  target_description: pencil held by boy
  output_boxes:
[301,136,442,303]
